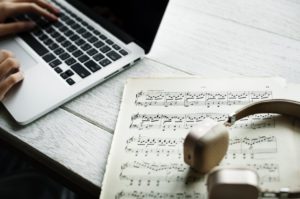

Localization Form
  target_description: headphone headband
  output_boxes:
[226,99,300,126]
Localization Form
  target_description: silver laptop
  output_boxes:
[0,0,169,125]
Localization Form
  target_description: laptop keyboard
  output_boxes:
[17,0,129,86]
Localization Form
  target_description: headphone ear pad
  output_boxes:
[184,119,229,173]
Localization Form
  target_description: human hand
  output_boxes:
[0,50,23,101]
[0,0,60,37]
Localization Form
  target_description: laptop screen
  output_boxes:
[67,0,169,53]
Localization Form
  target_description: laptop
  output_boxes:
[0,0,169,125]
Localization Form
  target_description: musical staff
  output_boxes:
[115,191,205,199]
[130,113,275,131]
[228,135,277,155]
[135,91,272,107]
[125,135,277,159]
[125,135,184,159]
[120,162,197,186]
[250,163,280,184]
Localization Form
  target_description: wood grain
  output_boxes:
[173,0,300,41]
[0,106,112,187]
[149,1,300,83]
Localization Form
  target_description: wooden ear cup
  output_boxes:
[184,118,229,173]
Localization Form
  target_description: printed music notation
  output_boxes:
[135,91,272,107]
[119,161,197,186]
[125,135,184,159]
[130,113,275,131]
[115,191,205,199]
[125,135,277,159]
[227,135,277,158]
[250,163,280,184]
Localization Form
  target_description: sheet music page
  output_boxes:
[100,77,300,199]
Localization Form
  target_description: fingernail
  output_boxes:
[55,7,61,13]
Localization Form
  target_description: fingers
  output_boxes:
[0,50,23,101]
[0,50,13,64]
[3,2,58,21]
[0,21,36,37]
[12,0,60,14]
[35,0,60,15]
[0,54,20,80]
[0,71,23,101]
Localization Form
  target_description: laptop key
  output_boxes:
[94,41,104,48]
[99,58,111,67]
[70,23,81,30]
[54,67,63,73]
[100,45,111,53]
[106,39,114,45]
[33,30,43,37]
[93,30,101,35]
[78,55,89,63]
[56,36,65,43]
[53,21,64,28]
[65,30,74,37]
[93,53,104,61]
[99,34,107,40]
[38,34,49,41]
[71,63,91,78]
[70,34,80,41]
[59,26,68,32]
[60,72,69,79]
[107,51,121,61]
[66,78,75,85]
[88,36,98,43]
[67,45,77,52]
[65,57,76,66]
[49,43,59,50]
[44,38,53,45]
[77,28,86,34]
[82,32,92,38]
[50,30,60,38]
[60,53,71,60]
[81,43,92,51]
[62,40,71,48]
[119,49,128,56]
[65,19,75,26]
[49,59,62,68]
[75,39,85,46]
[87,48,97,56]
[43,53,55,62]
[54,48,64,55]
[45,27,55,34]
[112,44,121,50]
[65,70,74,76]
[84,60,101,72]
[72,50,83,57]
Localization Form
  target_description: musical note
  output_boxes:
[135,91,273,107]
[125,135,183,159]
[115,191,205,199]
[119,161,198,186]
[130,113,275,131]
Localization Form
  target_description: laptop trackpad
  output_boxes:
[0,38,38,71]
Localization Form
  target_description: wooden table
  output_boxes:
[1,0,300,197]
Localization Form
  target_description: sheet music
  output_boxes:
[100,77,300,199]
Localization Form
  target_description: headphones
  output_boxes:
[183,99,300,199]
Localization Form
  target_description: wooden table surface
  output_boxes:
[1,0,300,197]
